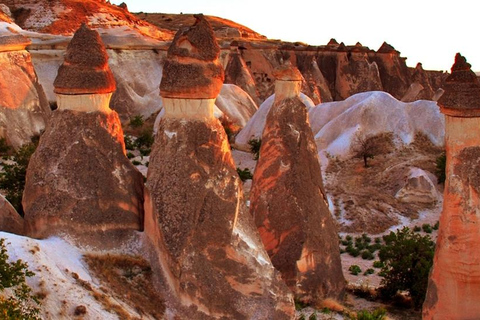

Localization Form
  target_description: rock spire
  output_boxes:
[250,64,346,304]
[145,15,294,319]
[423,54,480,318]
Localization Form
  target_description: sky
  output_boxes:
[111,0,480,72]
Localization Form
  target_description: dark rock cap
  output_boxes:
[54,24,115,95]
[160,14,224,99]
[438,53,480,117]
[377,42,399,54]
[273,63,303,81]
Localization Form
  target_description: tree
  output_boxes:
[0,238,40,319]
[350,132,393,168]
[0,143,37,216]
[378,227,435,309]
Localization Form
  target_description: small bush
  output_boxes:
[0,138,10,155]
[435,152,446,184]
[0,238,40,319]
[346,246,360,257]
[236,168,253,182]
[422,224,433,234]
[364,268,375,276]
[345,235,353,241]
[0,142,37,216]
[413,225,421,232]
[132,160,141,166]
[362,233,372,243]
[361,250,375,260]
[433,221,439,230]
[126,152,135,159]
[248,138,261,160]
[373,261,384,269]
[124,135,135,151]
[350,308,387,320]
[374,237,382,244]
[129,115,144,128]
[349,265,362,276]
[379,227,435,308]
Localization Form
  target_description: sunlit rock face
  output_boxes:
[371,42,411,100]
[145,15,294,319]
[23,24,144,248]
[423,54,480,319]
[0,16,49,149]
[335,44,383,100]
[250,65,345,304]
[0,194,23,235]
[296,53,332,104]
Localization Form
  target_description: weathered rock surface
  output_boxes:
[234,92,315,151]
[23,109,144,247]
[335,47,383,100]
[145,119,294,319]
[215,84,258,127]
[395,167,439,204]
[0,19,49,149]
[250,91,345,303]
[408,63,435,101]
[296,53,332,104]
[0,194,23,235]
[224,48,261,105]
[423,54,480,319]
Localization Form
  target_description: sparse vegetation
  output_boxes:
[349,265,362,276]
[0,142,37,216]
[129,115,144,128]
[248,138,261,160]
[433,221,439,230]
[0,238,40,319]
[379,227,435,308]
[422,223,433,234]
[0,138,10,156]
[135,129,154,156]
[350,132,393,167]
[435,152,446,184]
[236,167,253,182]
[349,308,387,320]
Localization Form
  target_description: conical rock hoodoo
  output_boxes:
[250,63,346,304]
[144,15,294,319]
[23,24,144,248]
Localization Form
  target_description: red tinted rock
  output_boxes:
[160,15,224,99]
[224,49,261,105]
[296,53,333,103]
[54,24,115,95]
[0,194,23,235]
[251,77,345,303]
[408,63,434,101]
[23,110,144,248]
[423,54,480,319]
[145,119,294,319]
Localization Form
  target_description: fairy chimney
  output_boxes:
[22,24,144,248]
[250,65,346,304]
[423,54,480,319]
[145,15,294,319]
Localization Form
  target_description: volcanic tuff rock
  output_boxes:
[214,83,258,128]
[423,54,480,319]
[0,194,23,235]
[0,16,49,149]
[224,48,261,105]
[22,25,144,248]
[145,15,294,319]
[250,67,345,303]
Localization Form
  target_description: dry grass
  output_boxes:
[325,132,444,233]
[82,254,165,319]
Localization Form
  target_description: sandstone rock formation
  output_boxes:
[0,16,50,149]
[423,54,480,319]
[23,24,144,248]
[335,44,383,100]
[250,64,345,303]
[296,53,332,104]
[215,84,258,128]
[0,194,23,235]
[145,15,294,319]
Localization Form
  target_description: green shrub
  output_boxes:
[362,233,372,243]
[374,237,382,244]
[129,115,144,128]
[135,129,154,156]
[435,152,446,184]
[361,250,375,260]
[248,138,261,160]
[422,224,432,234]
[0,238,40,319]
[378,227,435,308]
[433,221,439,230]
[373,261,384,269]
[349,265,362,276]
[346,246,360,257]
[345,235,353,241]
[132,160,141,166]
[126,152,135,159]
[413,225,421,232]
[364,268,375,276]
[124,135,136,150]
[308,312,317,320]
[350,308,387,320]
[0,138,10,155]
[0,143,37,216]
[236,168,253,182]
